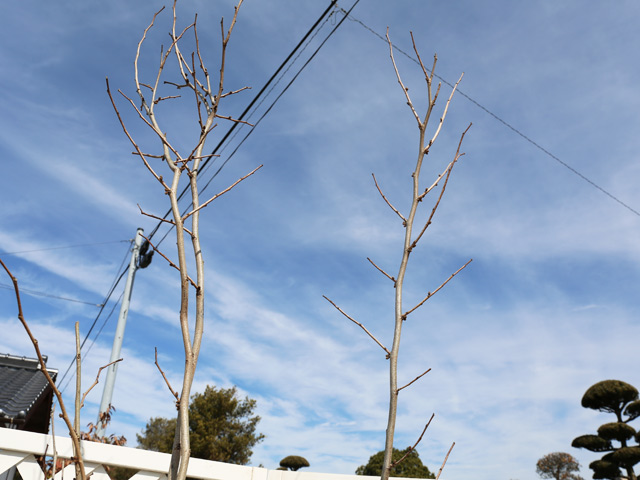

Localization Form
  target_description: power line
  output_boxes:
[341,10,640,218]
[0,240,130,256]
[0,283,102,307]
[56,240,133,389]
[60,290,124,394]
[147,0,345,246]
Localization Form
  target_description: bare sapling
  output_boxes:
[325,31,471,480]
[106,2,260,480]
[0,259,122,480]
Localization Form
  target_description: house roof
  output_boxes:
[0,353,57,432]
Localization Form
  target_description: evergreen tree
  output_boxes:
[279,455,310,471]
[572,380,640,480]
[356,448,435,478]
[137,385,264,464]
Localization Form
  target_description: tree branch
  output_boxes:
[403,259,472,319]
[182,164,262,220]
[80,359,123,408]
[435,442,455,480]
[372,173,406,224]
[323,295,390,357]
[397,367,431,393]
[412,124,471,249]
[390,413,435,469]
[155,347,180,404]
[140,234,197,288]
[387,29,421,127]
[137,205,194,237]
[367,257,396,283]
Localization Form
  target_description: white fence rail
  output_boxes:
[0,428,417,480]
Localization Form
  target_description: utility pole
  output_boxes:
[96,227,152,436]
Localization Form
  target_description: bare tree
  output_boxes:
[325,31,471,480]
[107,2,259,480]
[1,258,121,480]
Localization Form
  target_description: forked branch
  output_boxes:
[182,164,263,220]
[80,359,123,408]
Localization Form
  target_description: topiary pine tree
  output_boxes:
[279,455,310,471]
[572,380,640,480]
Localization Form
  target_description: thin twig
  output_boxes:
[387,28,421,126]
[215,114,254,126]
[397,367,431,393]
[220,86,251,98]
[140,234,197,288]
[155,347,180,403]
[367,257,396,283]
[418,160,454,201]
[403,259,472,318]
[435,442,455,480]
[390,413,435,469]
[106,78,169,189]
[133,152,165,159]
[137,205,194,237]
[182,165,262,220]
[323,295,390,357]
[372,173,406,224]
[80,359,123,408]
[412,124,471,248]
[424,73,464,154]
[154,94,181,104]
[410,31,432,87]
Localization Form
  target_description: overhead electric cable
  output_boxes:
[340,10,640,218]
[200,0,362,190]
[0,240,129,256]
[0,283,102,306]
[56,239,133,389]
[60,290,125,394]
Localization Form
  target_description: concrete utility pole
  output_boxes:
[96,228,149,436]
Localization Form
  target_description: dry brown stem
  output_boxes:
[411,124,471,249]
[137,206,194,237]
[390,413,434,469]
[80,359,123,409]
[372,173,406,224]
[0,259,87,480]
[155,347,180,403]
[323,295,390,357]
[182,164,262,220]
[397,367,431,393]
[403,259,472,318]
[367,257,396,283]
[140,234,197,288]
[435,442,455,480]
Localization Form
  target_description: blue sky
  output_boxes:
[1,1,639,479]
